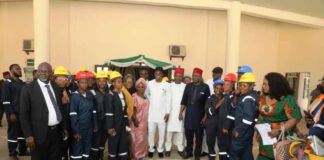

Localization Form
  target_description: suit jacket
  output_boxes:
[105,91,129,133]
[19,79,67,145]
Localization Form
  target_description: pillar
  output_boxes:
[33,0,50,67]
[225,1,241,74]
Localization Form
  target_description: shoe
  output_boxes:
[148,152,154,158]
[194,156,201,160]
[9,156,18,160]
[19,151,30,156]
[200,152,208,157]
[158,152,164,158]
[165,151,171,157]
[178,151,184,157]
[182,152,193,159]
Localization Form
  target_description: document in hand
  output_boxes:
[311,135,324,156]
[255,123,278,145]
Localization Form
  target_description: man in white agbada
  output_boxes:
[165,67,186,157]
[146,67,171,158]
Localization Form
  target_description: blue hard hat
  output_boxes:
[67,71,73,80]
[238,65,253,73]
[213,79,224,86]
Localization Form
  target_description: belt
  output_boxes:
[48,125,58,130]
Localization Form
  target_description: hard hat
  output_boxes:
[96,70,108,79]
[80,66,88,72]
[162,76,169,81]
[75,71,89,80]
[213,79,224,86]
[54,66,68,76]
[88,71,96,79]
[238,65,253,73]
[239,73,256,83]
[110,71,122,80]
[67,71,73,80]
[107,70,113,78]
[224,73,237,82]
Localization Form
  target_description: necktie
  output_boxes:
[45,84,62,122]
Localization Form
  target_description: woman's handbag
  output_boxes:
[273,123,292,160]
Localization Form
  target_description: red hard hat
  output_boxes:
[75,71,89,80]
[87,71,96,79]
[224,73,237,82]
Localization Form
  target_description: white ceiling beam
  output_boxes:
[241,4,324,28]
[72,0,230,10]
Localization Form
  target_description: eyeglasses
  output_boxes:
[57,77,68,81]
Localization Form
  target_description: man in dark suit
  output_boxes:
[20,62,67,160]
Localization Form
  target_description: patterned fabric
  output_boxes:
[130,93,149,159]
[257,95,302,160]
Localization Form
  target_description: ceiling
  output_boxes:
[1,0,324,18]
[225,0,324,18]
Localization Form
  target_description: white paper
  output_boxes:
[255,123,277,145]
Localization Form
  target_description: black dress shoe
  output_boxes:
[194,156,201,160]
[182,152,193,159]
[19,151,30,156]
[148,152,154,158]
[200,152,208,157]
[178,151,184,157]
[158,152,164,158]
[165,151,171,157]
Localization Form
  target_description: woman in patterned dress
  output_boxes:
[257,72,302,160]
[130,78,149,160]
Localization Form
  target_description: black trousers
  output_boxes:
[0,102,4,125]
[185,127,203,157]
[6,113,27,156]
[206,119,218,160]
[108,131,129,160]
[59,129,71,160]
[31,126,60,160]
[217,128,231,160]
[91,119,107,159]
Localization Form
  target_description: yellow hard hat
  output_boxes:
[70,70,76,76]
[162,76,169,81]
[80,66,88,72]
[107,70,113,78]
[239,72,256,83]
[110,71,122,80]
[96,70,108,79]
[54,66,68,76]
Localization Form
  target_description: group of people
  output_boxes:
[0,62,323,160]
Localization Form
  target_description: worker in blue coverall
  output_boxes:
[70,71,98,160]
[229,73,258,160]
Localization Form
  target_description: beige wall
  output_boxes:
[240,15,280,88]
[278,23,324,91]
[0,0,323,93]
[0,2,33,78]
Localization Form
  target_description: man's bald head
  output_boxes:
[37,62,52,83]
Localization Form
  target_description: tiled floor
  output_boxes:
[0,118,307,160]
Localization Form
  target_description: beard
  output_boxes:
[321,86,324,94]
[13,72,21,78]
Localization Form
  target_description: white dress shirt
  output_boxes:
[37,79,59,126]
[206,78,214,94]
